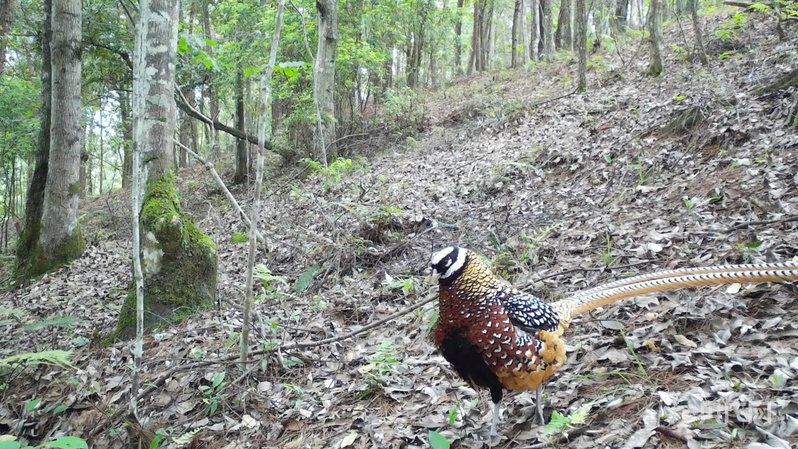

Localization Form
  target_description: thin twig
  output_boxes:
[173,140,264,242]
[723,215,798,233]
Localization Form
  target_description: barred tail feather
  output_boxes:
[569,261,798,303]
[554,268,798,321]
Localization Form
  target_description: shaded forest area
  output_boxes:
[2,6,798,449]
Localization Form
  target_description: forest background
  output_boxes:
[1,0,798,446]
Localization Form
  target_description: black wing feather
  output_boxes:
[500,290,560,332]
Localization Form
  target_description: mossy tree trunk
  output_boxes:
[15,0,51,281]
[115,0,217,340]
[116,173,218,339]
[17,0,85,280]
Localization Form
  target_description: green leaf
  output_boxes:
[570,403,592,425]
[427,431,450,449]
[543,410,568,435]
[0,440,23,449]
[22,316,79,331]
[177,36,189,55]
[38,436,88,448]
[294,264,320,294]
[25,397,41,412]
[0,350,73,369]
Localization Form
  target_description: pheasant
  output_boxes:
[428,245,798,435]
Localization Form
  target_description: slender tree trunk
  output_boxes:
[512,0,523,67]
[120,90,133,188]
[314,0,337,163]
[529,0,539,61]
[454,0,464,75]
[242,0,284,368]
[0,0,12,75]
[555,0,573,50]
[646,0,663,76]
[690,0,707,65]
[613,0,629,32]
[37,0,84,271]
[541,0,553,60]
[16,0,52,280]
[200,0,219,161]
[234,68,247,184]
[484,0,494,69]
[468,0,481,74]
[576,0,587,91]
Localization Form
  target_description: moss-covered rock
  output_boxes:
[113,172,218,340]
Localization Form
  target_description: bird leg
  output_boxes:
[534,386,544,424]
[490,400,501,436]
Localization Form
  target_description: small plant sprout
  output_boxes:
[543,402,593,438]
[199,371,227,416]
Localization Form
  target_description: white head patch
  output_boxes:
[430,246,468,280]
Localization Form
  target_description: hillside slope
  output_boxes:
[2,9,798,449]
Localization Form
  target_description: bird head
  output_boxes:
[428,246,469,284]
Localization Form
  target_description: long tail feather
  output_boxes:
[570,261,798,302]
[553,267,798,321]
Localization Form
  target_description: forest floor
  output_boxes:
[3,8,798,449]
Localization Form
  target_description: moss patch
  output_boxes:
[113,172,218,340]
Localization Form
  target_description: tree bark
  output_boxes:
[0,0,12,75]
[234,68,247,184]
[576,0,587,92]
[314,0,338,163]
[541,0,553,60]
[116,0,217,339]
[613,0,629,32]
[529,0,539,61]
[690,0,708,65]
[454,0,464,75]
[120,90,133,188]
[555,0,572,50]
[646,0,663,76]
[15,0,52,280]
[37,0,85,271]
[512,0,523,67]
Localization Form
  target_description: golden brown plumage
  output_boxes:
[429,246,798,435]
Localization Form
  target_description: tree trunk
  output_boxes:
[555,0,573,50]
[15,0,52,281]
[646,0,663,76]
[454,0,464,75]
[484,0,494,69]
[529,0,539,61]
[614,0,629,32]
[690,0,707,65]
[120,90,133,188]
[314,0,337,163]
[234,68,247,184]
[468,0,481,74]
[512,0,523,67]
[116,0,217,340]
[0,0,12,75]
[36,0,84,274]
[541,0,553,60]
[576,0,587,91]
